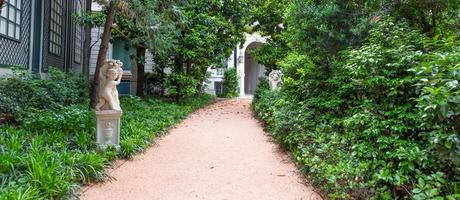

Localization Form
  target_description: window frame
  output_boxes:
[0,0,22,41]
[48,0,63,56]
[73,0,82,64]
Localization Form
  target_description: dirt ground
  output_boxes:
[81,99,321,200]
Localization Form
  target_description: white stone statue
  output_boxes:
[268,70,282,90]
[96,59,123,111]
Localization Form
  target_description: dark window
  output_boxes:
[74,0,82,63]
[214,81,224,96]
[49,0,63,56]
[0,0,22,40]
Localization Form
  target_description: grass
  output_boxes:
[0,94,213,199]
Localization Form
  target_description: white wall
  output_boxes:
[145,50,155,72]
[203,33,267,97]
[89,27,113,76]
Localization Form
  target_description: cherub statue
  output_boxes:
[96,59,123,111]
[268,70,282,90]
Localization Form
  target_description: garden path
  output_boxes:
[81,99,321,200]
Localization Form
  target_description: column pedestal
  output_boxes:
[96,110,122,151]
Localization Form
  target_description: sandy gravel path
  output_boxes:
[81,99,321,200]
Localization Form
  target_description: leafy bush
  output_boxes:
[0,68,88,123]
[252,18,460,199]
[0,94,213,199]
[162,73,199,102]
[221,68,239,98]
[144,71,166,96]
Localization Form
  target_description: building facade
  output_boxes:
[90,2,161,95]
[0,1,266,98]
[0,0,85,75]
[205,33,267,97]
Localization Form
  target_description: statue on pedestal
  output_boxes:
[96,59,123,111]
[95,59,123,150]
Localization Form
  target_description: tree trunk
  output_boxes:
[136,45,146,97]
[89,0,117,109]
[186,60,192,75]
[174,56,183,73]
[82,0,92,78]
[160,65,166,95]
[430,1,437,36]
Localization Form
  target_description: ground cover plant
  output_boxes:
[0,70,213,199]
[250,1,460,199]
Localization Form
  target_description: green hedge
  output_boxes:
[252,19,460,199]
[0,67,88,123]
[222,68,239,98]
[162,73,199,102]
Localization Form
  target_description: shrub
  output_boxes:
[252,18,460,199]
[144,71,166,96]
[0,68,88,123]
[222,68,239,98]
[162,73,199,102]
[411,37,460,198]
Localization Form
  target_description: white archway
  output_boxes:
[237,33,267,97]
[244,42,265,95]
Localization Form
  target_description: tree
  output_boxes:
[111,0,183,97]
[173,0,252,90]
[248,0,289,72]
[367,0,460,36]
[285,0,370,66]
[82,0,93,77]
[90,0,118,109]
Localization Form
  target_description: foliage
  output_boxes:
[167,0,251,86]
[412,37,460,195]
[221,68,239,98]
[252,15,460,199]
[162,73,199,102]
[83,0,250,99]
[366,0,460,36]
[0,93,213,199]
[111,0,183,62]
[249,0,289,71]
[285,0,370,65]
[144,71,166,96]
[0,68,88,123]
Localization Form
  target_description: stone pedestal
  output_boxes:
[96,110,122,150]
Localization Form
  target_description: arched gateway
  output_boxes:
[242,42,266,95]
[205,33,267,97]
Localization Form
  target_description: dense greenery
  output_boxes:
[2,0,459,199]
[251,1,460,199]
[162,72,199,102]
[221,68,239,98]
[0,70,213,199]
[0,68,88,124]
[83,0,252,98]
[172,0,250,78]
[144,71,166,96]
